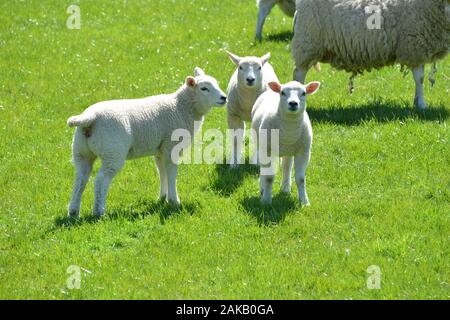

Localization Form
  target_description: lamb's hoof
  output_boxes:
[168,199,181,208]
[92,210,105,218]
[158,195,167,203]
[261,198,272,205]
[301,201,311,207]
[414,97,427,110]
[67,209,80,219]
[280,185,291,193]
[230,163,239,169]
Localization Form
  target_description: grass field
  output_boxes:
[0,0,449,299]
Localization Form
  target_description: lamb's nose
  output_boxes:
[220,95,227,102]
[288,101,298,110]
[246,77,255,85]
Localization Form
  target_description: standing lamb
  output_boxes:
[292,0,450,109]
[251,80,320,205]
[256,0,296,41]
[67,67,227,217]
[226,51,279,167]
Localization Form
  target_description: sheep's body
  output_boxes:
[256,0,296,40]
[292,0,450,109]
[69,91,201,162]
[67,69,226,217]
[251,81,318,205]
[226,52,279,167]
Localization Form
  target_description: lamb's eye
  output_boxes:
[281,91,285,96]
[200,87,209,92]
[301,92,306,96]
[258,66,262,71]
[239,66,243,70]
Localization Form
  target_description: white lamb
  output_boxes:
[251,80,320,205]
[256,0,296,41]
[67,67,227,217]
[225,51,279,167]
[292,0,449,109]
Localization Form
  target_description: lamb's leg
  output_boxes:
[68,156,95,217]
[413,65,427,110]
[260,172,274,205]
[165,158,180,207]
[260,156,276,204]
[281,156,293,193]
[155,155,168,202]
[93,158,124,216]
[294,150,310,206]
[255,0,277,41]
[293,66,309,84]
[228,115,245,168]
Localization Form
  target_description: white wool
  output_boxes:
[225,51,279,167]
[251,80,319,205]
[67,68,226,217]
[292,0,449,109]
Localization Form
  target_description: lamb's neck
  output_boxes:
[175,85,205,132]
[278,110,304,144]
[238,83,263,106]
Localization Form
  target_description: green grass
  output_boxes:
[0,0,449,299]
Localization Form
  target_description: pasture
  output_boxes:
[0,0,448,299]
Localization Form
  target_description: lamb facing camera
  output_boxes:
[251,80,319,205]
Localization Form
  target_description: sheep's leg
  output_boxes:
[260,156,276,204]
[93,159,124,216]
[280,156,293,193]
[293,66,309,84]
[165,158,180,207]
[260,172,274,205]
[68,156,95,217]
[413,65,427,110]
[155,155,168,202]
[228,115,245,168]
[294,150,310,206]
[255,0,277,41]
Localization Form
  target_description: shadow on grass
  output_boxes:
[309,101,448,126]
[52,198,200,229]
[265,31,293,43]
[209,160,259,196]
[241,192,301,226]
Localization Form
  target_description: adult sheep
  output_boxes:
[256,0,296,41]
[292,0,449,109]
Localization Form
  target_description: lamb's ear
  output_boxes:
[260,52,271,65]
[226,50,241,66]
[186,76,196,88]
[194,67,205,77]
[268,81,281,93]
[305,81,320,95]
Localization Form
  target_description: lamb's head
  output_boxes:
[268,80,320,116]
[186,67,227,114]
[226,51,271,89]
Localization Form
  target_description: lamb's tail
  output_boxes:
[67,111,97,127]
